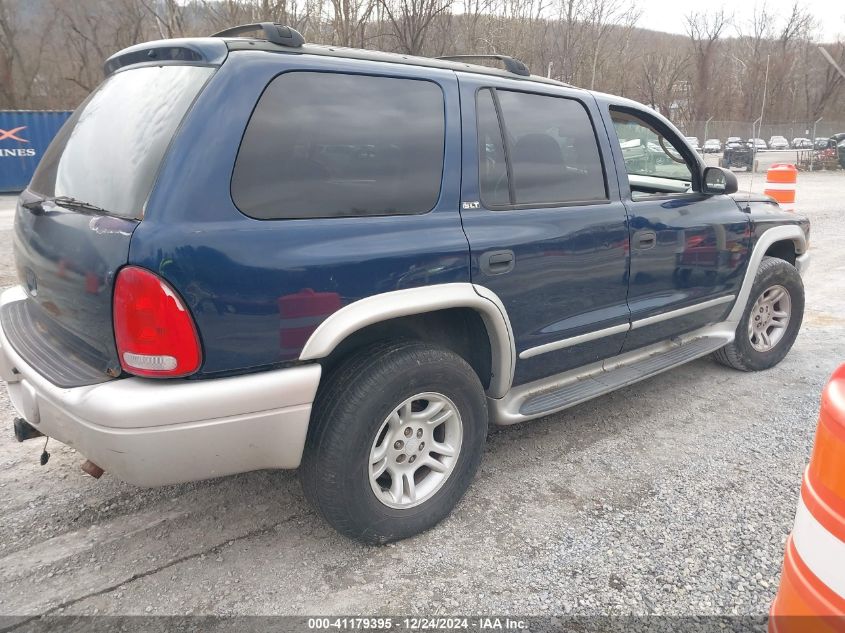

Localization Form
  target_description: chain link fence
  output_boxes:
[681,120,845,143]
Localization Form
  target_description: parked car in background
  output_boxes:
[831,132,845,167]
[703,139,722,153]
[814,137,832,149]
[720,139,755,170]
[0,24,811,543]
[791,137,812,149]
[768,136,789,150]
[685,136,701,152]
[751,138,768,151]
[726,136,742,144]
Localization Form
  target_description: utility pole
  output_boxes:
[811,116,823,172]
[819,47,845,81]
[759,54,770,141]
[811,48,842,173]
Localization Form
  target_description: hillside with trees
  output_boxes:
[1,0,843,136]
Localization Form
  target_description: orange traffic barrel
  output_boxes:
[770,363,845,632]
[764,163,797,206]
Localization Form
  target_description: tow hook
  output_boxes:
[81,460,104,479]
[13,417,43,442]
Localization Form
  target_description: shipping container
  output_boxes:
[0,110,72,193]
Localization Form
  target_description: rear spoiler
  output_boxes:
[104,38,228,77]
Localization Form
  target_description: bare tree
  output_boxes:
[377,0,452,55]
[328,0,376,47]
[804,40,845,123]
[685,8,729,125]
[0,0,843,129]
[0,0,53,108]
[140,0,189,38]
[584,0,640,90]
[640,47,690,116]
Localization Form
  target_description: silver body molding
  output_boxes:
[297,224,807,426]
[629,294,734,330]
[518,294,735,360]
[489,224,809,425]
[300,283,516,399]
[519,323,629,360]
[0,286,321,486]
[726,225,807,324]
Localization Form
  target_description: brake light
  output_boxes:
[113,266,201,378]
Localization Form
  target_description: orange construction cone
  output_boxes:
[770,363,845,632]
[764,163,798,207]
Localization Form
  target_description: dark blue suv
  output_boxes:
[0,24,810,543]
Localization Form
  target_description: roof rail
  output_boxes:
[211,23,305,48]
[435,54,530,77]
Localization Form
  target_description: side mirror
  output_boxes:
[702,166,738,195]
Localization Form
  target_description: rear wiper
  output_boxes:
[23,196,109,215]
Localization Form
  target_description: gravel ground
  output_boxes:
[0,168,843,620]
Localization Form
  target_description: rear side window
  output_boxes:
[232,72,446,219]
[477,88,607,207]
[30,65,214,219]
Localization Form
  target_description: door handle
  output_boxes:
[634,230,657,250]
[480,250,515,275]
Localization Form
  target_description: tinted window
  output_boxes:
[495,90,607,206]
[31,65,214,219]
[476,89,510,207]
[232,72,445,219]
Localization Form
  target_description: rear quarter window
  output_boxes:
[231,72,446,220]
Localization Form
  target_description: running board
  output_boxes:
[490,326,734,425]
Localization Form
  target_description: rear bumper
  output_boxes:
[0,286,321,486]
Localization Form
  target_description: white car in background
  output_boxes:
[751,138,768,151]
[768,136,789,150]
[703,139,722,153]
[685,136,701,151]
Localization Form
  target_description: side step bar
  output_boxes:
[490,325,734,425]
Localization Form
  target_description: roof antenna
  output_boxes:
[747,53,770,211]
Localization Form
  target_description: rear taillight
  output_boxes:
[113,266,201,378]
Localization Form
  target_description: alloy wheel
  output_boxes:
[368,392,463,509]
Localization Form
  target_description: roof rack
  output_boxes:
[435,54,530,77]
[211,23,305,48]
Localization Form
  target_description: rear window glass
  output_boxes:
[30,65,214,219]
[231,72,446,219]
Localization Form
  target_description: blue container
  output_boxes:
[0,110,73,193]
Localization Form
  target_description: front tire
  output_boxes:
[713,256,804,371]
[300,340,488,544]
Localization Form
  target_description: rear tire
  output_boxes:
[300,340,488,544]
[713,256,804,372]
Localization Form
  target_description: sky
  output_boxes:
[638,0,845,43]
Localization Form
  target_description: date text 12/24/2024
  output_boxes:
[307,618,528,631]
